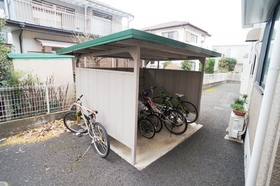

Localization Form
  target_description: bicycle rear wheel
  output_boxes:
[178,101,198,123]
[139,119,156,139]
[90,122,110,158]
[164,110,188,135]
[63,111,88,133]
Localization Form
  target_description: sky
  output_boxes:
[100,0,249,45]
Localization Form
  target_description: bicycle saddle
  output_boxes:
[175,93,184,98]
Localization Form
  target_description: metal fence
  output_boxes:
[0,84,75,122]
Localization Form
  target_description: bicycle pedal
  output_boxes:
[76,133,82,137]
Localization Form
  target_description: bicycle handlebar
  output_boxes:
[77,94,83,101]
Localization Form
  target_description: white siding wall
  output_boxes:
[13,58,73,84]
[146,26,210,48]
[75,68,135,148]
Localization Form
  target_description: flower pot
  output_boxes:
[233,110,246,116]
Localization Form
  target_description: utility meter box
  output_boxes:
[225,111,246,142]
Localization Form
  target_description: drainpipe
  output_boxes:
[84,5,87,33]
[19,23,25,54]
[246,20,280,186]
[127,15,134,29]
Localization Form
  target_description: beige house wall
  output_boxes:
[244,70,280,185]
[258,74,280,185]
[11,30,74,54]
[12,58,74,84]
[247,87,263,151]
[271,134,280,185]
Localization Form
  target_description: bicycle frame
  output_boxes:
[157,87,182,108]
[73,102,97,138]
[64,95,110,158]
[142,94,175,123]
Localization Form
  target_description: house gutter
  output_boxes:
[246,19,280,186]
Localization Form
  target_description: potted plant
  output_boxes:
[230,94,248,116]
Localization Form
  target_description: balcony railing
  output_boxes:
[12,0,91,33]
[10,0,128,35]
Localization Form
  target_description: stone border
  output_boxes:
[0,111,67,138]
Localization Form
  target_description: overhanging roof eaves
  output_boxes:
[241,0,280,28]
[56,29,221,60]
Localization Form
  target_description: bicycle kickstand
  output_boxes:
[81,143,92,157]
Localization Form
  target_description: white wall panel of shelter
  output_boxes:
[75,68,135,148]
[57,29,221,165]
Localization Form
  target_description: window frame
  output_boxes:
[190,33,198,43]
[255,10,275,93]
[162,31,178,40]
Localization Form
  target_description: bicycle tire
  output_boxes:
[63,111,88,133]
[178,101,198,123]
[147,113,163,133]
[164,109,188,135]
[139,119,156,139]
[90,122,110,158]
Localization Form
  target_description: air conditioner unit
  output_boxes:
[225,111,248,143]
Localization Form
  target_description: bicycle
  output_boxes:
[153,87,198,123]
[139,87,187,135]
[138,109,156,139]
[63,95,110,158]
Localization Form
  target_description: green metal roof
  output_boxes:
[56,29,221,60]
[8,53,73,59]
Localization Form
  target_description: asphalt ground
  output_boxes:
[0,83,244,186]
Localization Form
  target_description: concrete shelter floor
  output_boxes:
[110,123,202,170]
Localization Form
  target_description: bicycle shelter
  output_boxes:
[57,29,220,169]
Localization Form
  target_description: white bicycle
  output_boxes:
[63,95,110,158]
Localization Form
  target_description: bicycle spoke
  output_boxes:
[91,123,110,158]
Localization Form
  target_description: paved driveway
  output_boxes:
[0,83,244,185]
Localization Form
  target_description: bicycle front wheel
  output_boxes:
[139,119,156,139]
[147,113,163,133]
[90,122,110,158]
[178,101,198,123]
[63,111,87,133]
[164,110,188,135]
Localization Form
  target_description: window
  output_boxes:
[185,31,198,43]
[162,31,178,40]
[93,10,112,20]
[0,0,4,18]
[256,4,280,91]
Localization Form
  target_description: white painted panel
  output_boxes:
[76,68,135,148]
